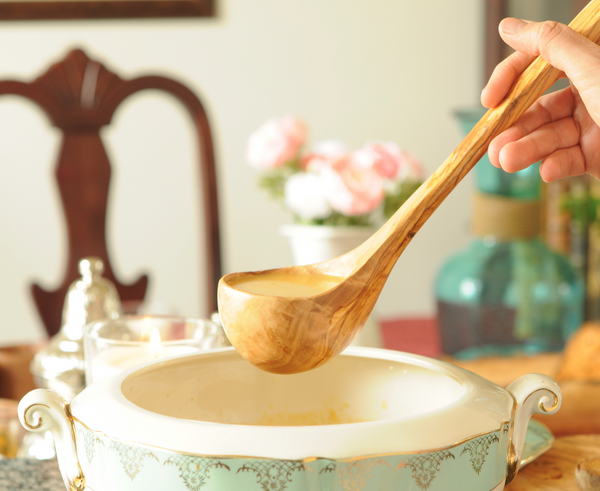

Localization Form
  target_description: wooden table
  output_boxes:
[507,435,600,490]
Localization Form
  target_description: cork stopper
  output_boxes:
[472,192,541,241]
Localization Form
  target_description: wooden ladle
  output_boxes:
[219,0,600,375]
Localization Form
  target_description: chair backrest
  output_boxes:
[0,49,222,337]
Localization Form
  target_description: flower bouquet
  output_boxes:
[246,115,425,228]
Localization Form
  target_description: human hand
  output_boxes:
[481,18,600,182]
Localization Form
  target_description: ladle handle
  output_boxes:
[360,0,600,279]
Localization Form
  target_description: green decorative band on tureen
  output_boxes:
[74,420,509,491]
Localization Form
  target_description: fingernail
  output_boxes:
[498,147,509,168]
[500,18,526,35]
[480,86,489,107]
[481,85,488,98]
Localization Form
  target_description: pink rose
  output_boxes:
[319,154,384,216]
[302,154,331,173]
[397,150,426,182]
[353,141,401,179]
[354,141,425,183]
[301,140,347,171]
[246,116,307,170]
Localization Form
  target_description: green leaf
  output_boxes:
[294,212,377,227]
[255,159,303,203]
[383,181,422,219]
[561,192,600,233]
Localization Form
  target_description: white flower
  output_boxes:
[312,139,347,158]
[284,172,331,220]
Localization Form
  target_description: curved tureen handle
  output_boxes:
[505,373,561,484]
[18,389,86,491]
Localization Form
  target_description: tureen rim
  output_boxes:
[70,347,514,459]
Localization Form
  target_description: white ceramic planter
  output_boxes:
[279,224,375,266]
[279,224,382,348]
[19,347,560,491]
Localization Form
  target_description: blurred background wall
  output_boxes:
[0,0,484,345]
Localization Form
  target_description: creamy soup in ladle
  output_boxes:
[231,272,343,298]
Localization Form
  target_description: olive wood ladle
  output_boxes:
[219,0,600,374]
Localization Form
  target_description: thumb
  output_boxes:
[499,18,600,95]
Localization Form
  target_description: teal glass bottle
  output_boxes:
[435,108,584,359]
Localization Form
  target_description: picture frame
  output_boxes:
[0,0,214,21]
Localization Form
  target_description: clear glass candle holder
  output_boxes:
[83,315,226,385]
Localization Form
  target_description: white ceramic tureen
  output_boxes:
[19,347,560,491]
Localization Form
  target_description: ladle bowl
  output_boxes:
[219,0,600,374]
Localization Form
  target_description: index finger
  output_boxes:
[481,50,536,108]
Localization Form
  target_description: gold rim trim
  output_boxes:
[505,398,519,485]
[538,391,560,413]
[522,388,560,413]
[65,404,86,491]
[71,415,512,463]
[505,387,559,485]
[23,402,86,490]
[22,403,50,430]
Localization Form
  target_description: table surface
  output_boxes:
[0,457,63,490]
[507,434,600,490]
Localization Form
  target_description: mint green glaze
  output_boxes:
[75,420,512,491]
[453,107,541,199]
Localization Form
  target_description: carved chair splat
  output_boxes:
[0,49,222,336]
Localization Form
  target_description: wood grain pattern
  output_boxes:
[218,0,600,374]
[507,435,600,490]
[0,49,222,336]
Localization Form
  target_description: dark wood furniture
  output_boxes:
[0,0,214,21]
[0,49,222,337]
[0,344,40,400]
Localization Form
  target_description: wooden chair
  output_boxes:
[0,48,222,337]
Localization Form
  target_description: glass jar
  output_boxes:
[435,108,584,359]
